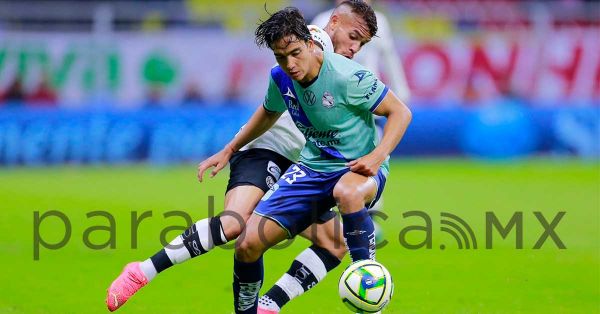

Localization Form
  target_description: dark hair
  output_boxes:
[338,0,378,38]
[255,7,312,49]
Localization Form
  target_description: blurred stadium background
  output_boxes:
[0,0,598,313]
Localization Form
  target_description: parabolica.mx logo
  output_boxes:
[389,211,567,250]
[32,197,568,260]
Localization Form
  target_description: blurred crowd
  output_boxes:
[0,75,57,107]
[0,0,598,109]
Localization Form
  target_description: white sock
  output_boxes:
[139,217,227,282]
[139,259,157,281]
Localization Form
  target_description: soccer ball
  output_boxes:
[338,260,393,313]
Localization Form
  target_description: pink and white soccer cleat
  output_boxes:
[257,296,280,314]
[257,306,279,314]
[105,262,148,311]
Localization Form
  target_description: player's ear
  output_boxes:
[328,14,339,29]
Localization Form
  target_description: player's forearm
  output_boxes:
[373,101,412,159]
[227,106,281,152]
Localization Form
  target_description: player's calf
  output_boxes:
[303,219,346,260]
[233,214,288,313]
[333,172,379,261]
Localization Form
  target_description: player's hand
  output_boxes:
[197,145,235,182]
[346,152,386,177]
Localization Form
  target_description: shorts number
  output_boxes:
[282,165,306,184]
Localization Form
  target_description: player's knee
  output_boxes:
[333,184,363,208]
[235,238,262,262]
[219,215,243,241]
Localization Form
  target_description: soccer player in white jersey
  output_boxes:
[104,2,381,312]
[197,6,411,314]
[312,0,411,102]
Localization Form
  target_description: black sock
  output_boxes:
[233,255,264,314]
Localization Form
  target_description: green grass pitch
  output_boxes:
[0,159,598,313]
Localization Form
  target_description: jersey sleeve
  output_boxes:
[308,25,334,53]
[346,69,389,112]
[263,76,287,113]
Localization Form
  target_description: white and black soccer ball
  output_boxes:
[338,260,394,313]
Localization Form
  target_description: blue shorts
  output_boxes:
[254,164,387,238]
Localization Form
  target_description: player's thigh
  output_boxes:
[236,213,289,262]
[220,185,265,240]
[299,217,346,260]
[222,148,293,239]
[333,172,378,210]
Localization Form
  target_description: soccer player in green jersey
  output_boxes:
[197,7,411,313]
[105,3,386,313]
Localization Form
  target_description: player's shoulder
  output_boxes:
[324,52,361,74]
[308,25,333,53]
[324,52,373,85]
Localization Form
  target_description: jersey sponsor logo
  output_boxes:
[284,100,301,119]
[286,96,301,118]
[322,91,335,108]
[309,26,326,50]
[295,123,341,146]
[353,70,370,85]
[267,161,281,178]
[284,87,296,99]
[363,79,379,100]
[303,90,316,106]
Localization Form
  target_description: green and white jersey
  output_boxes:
[264,51,390,175]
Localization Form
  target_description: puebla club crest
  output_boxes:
[322,91,334,108]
